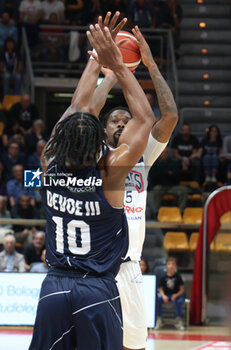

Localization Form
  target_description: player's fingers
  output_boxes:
[104,26,113,43]
[113,18,127,37]
[135,25,143,40]
[88,51,99,63]
[103,11,111,27]
[98,16,103,29]
[89,24,102,45]
[95,24,108,43]
[86,30,100,52]
[109,11,120,30]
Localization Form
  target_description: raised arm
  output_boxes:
[54,12,127,128]
[87,25,154,170]
[89,67,118,117]
[132,26,178,143]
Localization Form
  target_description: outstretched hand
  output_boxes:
[87,24,123,69]
[132,26,155,68]
[98,11,127,40]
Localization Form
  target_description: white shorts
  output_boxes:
[116,260,147,349]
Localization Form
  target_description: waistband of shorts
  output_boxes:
[122,257,131,263]
[48,266,115,280]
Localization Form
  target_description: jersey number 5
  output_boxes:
[53,216,91,255]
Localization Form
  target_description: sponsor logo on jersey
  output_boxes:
[124,205,143,214]
[126,170,144,193]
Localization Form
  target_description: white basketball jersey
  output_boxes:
[124,134,167,261]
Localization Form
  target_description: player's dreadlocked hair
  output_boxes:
[44,112,106,171]
[100,106,132,128]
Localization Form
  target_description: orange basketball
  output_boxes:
[115,31,141,71]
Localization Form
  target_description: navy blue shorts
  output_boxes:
[29,268,123,350]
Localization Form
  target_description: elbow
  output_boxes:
[166,111,179,127]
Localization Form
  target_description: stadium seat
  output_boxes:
[189,232,199,251]
[161,194,177,202]
[2,95,21,111]
[183,207,203,224]
[189,232,215,251]
[179,181,199,189]
[158,207,182,223]
[220,211,231,224]
[163,232,189,252]
[215,233,231,252]
[210,241,215,251]
[0,121,5,136]
[152,258,166,272]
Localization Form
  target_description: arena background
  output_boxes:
[0,0,231,349]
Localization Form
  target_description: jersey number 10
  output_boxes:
[53,216,91,255]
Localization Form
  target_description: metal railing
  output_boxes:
[180,107,231,137]
[21,28,35,102]
[22,25,178,104]
[1,219,231,232]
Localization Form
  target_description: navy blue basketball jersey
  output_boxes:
[42,162,128,276]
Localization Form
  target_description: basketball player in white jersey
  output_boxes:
[71,15,178,350]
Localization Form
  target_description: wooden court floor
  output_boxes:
[0,326,230,350]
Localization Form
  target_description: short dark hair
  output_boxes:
[45,112,106,171]
[166,256,177,264]
[100,106,132,128]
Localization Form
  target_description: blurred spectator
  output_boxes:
[0,234,26,272]
[7,164,35,207]
[26,119,48,155]
[198,125,223,183]
[30,248,48,273]
[172,124,200,182]
[0,37,22,96]
[1,140,26,181]
[0,12,18,50]
[41,0,65,24]
[101,0,126,20]
[0,196,13,244]
[19,0,42,24]
[127,0,156,28]
[9,94,39,135]
[156,0,183,50]
[223,135,231,162]
[140,259,149,274]
[11,133,26,152]
[2,1,21,22]
[0,196,12,228]
[0,162,7,197]
[82,0,102,25]
[19,0,42,46]
[65,0,84,25]
[227,164,231,185]
[24,231,45,271]
[149,148,189,216]
[27,140,46,169]
[2,119,23,149]
[155,257,184,330]
[11,194,38,243]
[40,13,66,62]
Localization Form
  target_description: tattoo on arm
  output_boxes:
[149,63,178,118]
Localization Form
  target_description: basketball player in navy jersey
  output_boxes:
[80,26,178,350]
[29,14,156,350]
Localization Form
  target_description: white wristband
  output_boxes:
[89,48,98,60]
